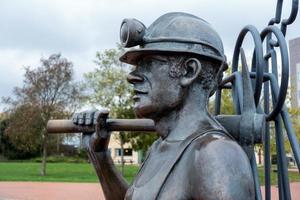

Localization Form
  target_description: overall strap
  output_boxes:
[153,129,225,199]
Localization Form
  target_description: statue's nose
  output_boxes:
[127,73,144,84]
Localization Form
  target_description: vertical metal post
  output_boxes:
[280,109,300,169]
[263,59,271,200]
[214,88,221,115]
[251,151,262,200]
[274,117,291,200]
[267,72,300,169]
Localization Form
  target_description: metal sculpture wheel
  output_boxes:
[214,1,300,199]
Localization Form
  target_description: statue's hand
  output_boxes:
[72,109,110,152]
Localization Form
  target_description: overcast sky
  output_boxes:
[0,0,299,111]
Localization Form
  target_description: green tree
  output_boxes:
[83,47,132,117]
[2,54,81,175]
[1,104,42,159]
[0,114,9,156]
[209,68,234,115]
[285,107,300,153]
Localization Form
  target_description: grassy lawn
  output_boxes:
[0,162,299,185]
[0,162,139,183]
[258,167,300,185]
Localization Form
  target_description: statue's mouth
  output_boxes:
[133,89,148,101]
[134,89,148,94]
[132,95,140,101]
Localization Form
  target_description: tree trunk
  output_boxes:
[120,131,125,176]
[56,135,60,155]
[79,133,83,150]
[258,147,262,165]
[41,129,48,176]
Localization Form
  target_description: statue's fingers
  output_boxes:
[85,109,98,125]
[95,108,110,139]
[93,110,100,125]
[72,113,79,124]
[78,112,86,125]
[93,108,110,124]
[99,108,110,117]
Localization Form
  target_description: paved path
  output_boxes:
[261,182,300,200]
[0,182,299,200]
[0,182,104,200]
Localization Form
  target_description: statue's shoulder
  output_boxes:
[189,130,255,199]
[191,130,248,164]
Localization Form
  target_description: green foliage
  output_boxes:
[209,69,234,115]
[126,133,158,153]
[219,69,235,115]
[220,88,235,115]
[31,155,88,163]
[269,107,300,155]
[1,104,42,159]
[0,116,9,155]
[285,107,300,153]
[83,48,132,116]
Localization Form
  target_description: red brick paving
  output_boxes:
[0,182,104,200]
[0,182,299,200]
[261,182,300,200]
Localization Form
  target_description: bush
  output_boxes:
[1,133,41,160]
[32,155,88,163]
[77,149,88,159]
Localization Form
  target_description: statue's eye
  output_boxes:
[139,60,153,70]
[137,58,151,66]
[145,59,153,66]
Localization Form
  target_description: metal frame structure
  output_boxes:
[214,1,299,199]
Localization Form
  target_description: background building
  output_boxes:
[289,37,300,108]
[108,133,140,165]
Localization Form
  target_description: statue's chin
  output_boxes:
[133,104,157,119]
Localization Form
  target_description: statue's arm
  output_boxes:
[74,110,129,200]
[192,137,255,200]
[86,135,129,200]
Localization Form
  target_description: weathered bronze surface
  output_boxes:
[75,13,255,200]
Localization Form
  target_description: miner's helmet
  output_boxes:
[119,12,228,72]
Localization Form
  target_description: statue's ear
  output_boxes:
[180,58,202,87]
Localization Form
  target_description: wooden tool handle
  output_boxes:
[47,118,156,134]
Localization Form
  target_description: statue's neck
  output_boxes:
[154,86,220,140]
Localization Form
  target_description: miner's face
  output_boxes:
[127,55,184,119]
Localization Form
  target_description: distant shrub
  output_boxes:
[32,155,88,163]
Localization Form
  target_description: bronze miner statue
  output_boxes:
[47,1,300,199]
[73,12,255,200]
